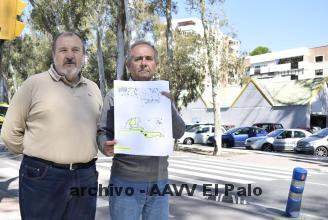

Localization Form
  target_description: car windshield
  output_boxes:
[312,128,328,137]
[267,129,283,137]
[224,127,240,135]
[186,125,200,132]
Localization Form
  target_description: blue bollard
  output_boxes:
[285,167,307,218]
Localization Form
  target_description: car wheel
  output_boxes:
[184,138,194,145]
[262,143,273,152]
[314,146,328,157]
[222,142,229,148]
[245,145,253,150]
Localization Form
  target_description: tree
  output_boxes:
[1,34,52,99]
[109,0,126,80]
[28,0,117,94]
[90,0,112,97]
[156,27,205,110]
[84,30,117,90]
[0,40,9,102]
[150,0,177,65]
[249,46,271,56]
[29,0,93,38]
[186,0,245,155]
[198,0,224,156]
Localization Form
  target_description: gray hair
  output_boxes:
[126,40,159,65]
[52,31,86,55]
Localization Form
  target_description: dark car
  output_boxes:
[221,126,268,148]
[252,123,283,133]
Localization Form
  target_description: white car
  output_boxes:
[295,128,328,157]
[245,129,312,151]
[178,125,225,145]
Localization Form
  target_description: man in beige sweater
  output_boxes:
[1,32,102,220]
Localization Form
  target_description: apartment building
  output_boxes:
[246,45,328,81]
[173,18,242,124]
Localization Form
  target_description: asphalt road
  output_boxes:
[1,145,327,220]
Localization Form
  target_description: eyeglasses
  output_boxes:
[133,56,154,62]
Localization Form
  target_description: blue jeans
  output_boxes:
[19,156,98,220]
[109,177,169,220]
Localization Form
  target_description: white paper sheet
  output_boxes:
[114,80,173,156]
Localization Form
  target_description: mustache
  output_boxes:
[138,67,150,72]
[64,58,76,64]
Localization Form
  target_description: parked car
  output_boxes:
[295,128,328,157]
[245,129,312,151]
[252,123,283,133]
[218,126,268,148]
[178,125,225,145]
[222,124,235,131]
[0,102,9,130]
[185,123,213,132]
[185,124,194,130]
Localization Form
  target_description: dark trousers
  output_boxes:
[19,156,98,220]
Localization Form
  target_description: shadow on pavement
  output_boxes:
[178,147,213,156]
[0,177,19,202]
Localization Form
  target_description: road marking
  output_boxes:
[0,168,19,179]
[168,167,254,184]
[169,175,225,189]
[306,181,328,187]
[170,160,290,179]
[256,151,328,162]
[181,158,322,175]
[170,163,275,181]
[178,158,294,174]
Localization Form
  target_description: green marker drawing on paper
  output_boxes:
[119,117,164,138]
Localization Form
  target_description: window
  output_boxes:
[199,127,210,133]
[315,69,323,76]
[291,62,298,69]
[235,128,249,135]
[294,131,306,138]
[255,128,264,134]
[278,131,292,139]
[260,124,269,131]
[277,56,303,64]
[254,65,261,74]
[291,75,298,80]
[274,124,283,129]
[315,56,323,62]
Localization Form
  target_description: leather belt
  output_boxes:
[24,155,97,171]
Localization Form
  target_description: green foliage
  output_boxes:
[2,34,52,97]
[249,46,271,56]
[29,0,93,38]
[84,30,117,90]
[156,29,205,110]
[3,0,217,110]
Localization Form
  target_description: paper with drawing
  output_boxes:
[114,80,173,156]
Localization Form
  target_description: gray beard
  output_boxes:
[62,67,81,82]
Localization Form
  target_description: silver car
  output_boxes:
[178,125,225,145]
[245,129,312,151]
[295,128,328,157]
